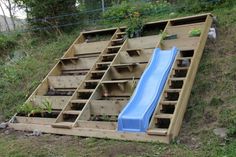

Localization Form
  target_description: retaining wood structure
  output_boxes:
[9,13,213,143]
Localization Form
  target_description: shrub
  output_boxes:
[0,34,17,53]
[103,1,172,23]
[126,12,144,38]
[178,0,235,13]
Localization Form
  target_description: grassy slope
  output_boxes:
[0,4,236,157]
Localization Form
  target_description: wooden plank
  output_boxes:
[74,41,109,55]
[90,100,128,116]
[155,114,173,119]
[82,27,117,34]
[48,76,84,89]
[147,128,168,136]
[168,15,213,138]
[61,57,97,71]
[162,37,200,50]
[51,122,73,129]
[77,120,117,130]
[128,35,161,49]
[99,81,136,97]
[9,123,171,143]
[16,116,56,125]
[30,96,70,110]
[110,62,147,80]
[63,110,81,115]
[166,22,205,39]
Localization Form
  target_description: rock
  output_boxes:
[0,122,8,129]
[33,129,42,136]
[213,128,228,138]
[169,12,176,18]
[208,28,216,40]
[27,129,42,136]
[4,130,9,135]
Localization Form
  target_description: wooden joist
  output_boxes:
[147,128,168,136]
[111,63,137,72]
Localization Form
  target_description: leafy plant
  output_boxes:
[17,103,42,117]
[159,31,168,45]
[189,28,201,37]
[0,34,17,56]
[126,12,144,38]
[42,99,52,114]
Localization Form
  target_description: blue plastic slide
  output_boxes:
[118,47,178,132]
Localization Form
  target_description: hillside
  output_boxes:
[0,1,236,157]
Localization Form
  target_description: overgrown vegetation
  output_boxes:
[0,0,236,156]
[103,1,172,23]
[0,34,18,56]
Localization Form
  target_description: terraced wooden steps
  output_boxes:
[9,14,213,143]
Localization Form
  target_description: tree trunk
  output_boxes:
[0,2,10,31]
[6,0,16,30]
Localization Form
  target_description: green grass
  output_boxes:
[0,1,236,157]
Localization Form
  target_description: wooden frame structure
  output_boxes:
[9,13,213,143]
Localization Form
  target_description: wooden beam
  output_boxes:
[9,123,171,143]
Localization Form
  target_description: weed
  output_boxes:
[189,28,201,37]
[219,108,236,136]
[209,97,224,106]
[42,100,52,114]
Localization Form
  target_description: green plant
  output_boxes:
[42,99,52,114]
[179,0,235,13]
[189,28,201,37]
[159,31,168,44]
[103,1,172,24]
[17,103,42,117]
[209,97,224,106]
[126,12,144,38]
[0,34,17,56]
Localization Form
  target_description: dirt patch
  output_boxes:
[203,110,217,124]
[101,142,147,157]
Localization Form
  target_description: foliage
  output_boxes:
[126,12,143,38]
[0,30,77,118]
[42,100,52,114]
[16,99,53,117]
[189,28,201,37]
[103,1,172,23]
[15,0,79,33]
[178,0,235,13]
[17,102,42,117]
[0,34,17,53]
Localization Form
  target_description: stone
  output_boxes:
[0,122,8,129]
[4,130,9,135]
[27,129,42,136]
[213,128,228,138]
[32,129,42,136]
